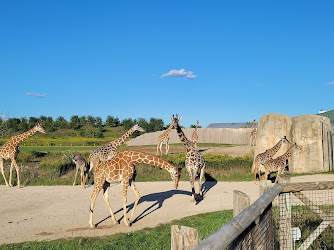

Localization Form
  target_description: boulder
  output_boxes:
[255,113,333,173]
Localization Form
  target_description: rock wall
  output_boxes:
[255,113,333,173]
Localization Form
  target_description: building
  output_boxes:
[318,110,334,132]
[207,123,251,128]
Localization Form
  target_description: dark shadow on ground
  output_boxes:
[95,189,192,227]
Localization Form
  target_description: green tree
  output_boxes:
[70,116,80,130]
[79,116,87,127]
[55,116,68,129]
[28,117,39,129]
[6,118,20,132]
[122,118,136,130]
[106,116,120,127]
[149,118,164,132]
[19,117,29,132]
[95,117,103,128]
[87,115,96,127]
[85,128,94,138]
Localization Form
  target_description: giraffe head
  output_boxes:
[292,143,302,154]
[196,120,199,125]
[36,123,46,134]
[170,167,182,189]
[281,136,291,145]
[170,114,182,128]
[133,124,145,132]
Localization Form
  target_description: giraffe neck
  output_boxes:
[175,123,194,151]
[268,139,284,156]
[110,125,138,148]
[163,123,174,135]
[10,127,38,145]
[279,145,296,161]
[131,151,175,172]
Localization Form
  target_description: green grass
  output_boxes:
[0,210,233,249]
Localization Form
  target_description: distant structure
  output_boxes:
[318,109,334,132]
[207,123,250,129]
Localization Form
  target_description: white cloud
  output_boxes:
[327,81,334,85]
[160,69,197,79]
[26,93,47,98]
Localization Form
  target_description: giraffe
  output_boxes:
[252,136,291,183]
[89,124,144,172]
[249,119,257,147]
[72,154,89,188]
[191,120,199,149]
[261,143,301,184]
[171,114,206,202]
[0,123,46,187]
[89,150,181,227]
[156,122,174,155]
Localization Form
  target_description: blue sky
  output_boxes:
[1,1,334,128]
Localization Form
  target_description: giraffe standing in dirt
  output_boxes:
[72,154,89,188]
[249,120,257,147]
[89,150,181,227]
[0,123,46,187]
[252,136,291,183]
[171,115,206,202]
[89,124,144,172]
[156,122,174,155]
[261,143,301,184]
[192,120,199,149]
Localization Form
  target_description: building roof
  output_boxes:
[207,123,250,128]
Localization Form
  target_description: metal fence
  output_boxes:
[194,181,334,250]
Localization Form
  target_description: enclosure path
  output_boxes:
[0,175,333,245]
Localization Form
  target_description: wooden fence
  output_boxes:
[190,180,334,249]
[127,128,253,146]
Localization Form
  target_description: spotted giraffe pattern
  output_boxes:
[156,122,174,155]
[0,123,46,187]
[250,119,257,146]
[253,136,291,183]
[261,143,301,184]
[72,154,89,188]
[89,124,144,172]
[89,150,181,227]
[171,115,206,202]
[192,120,199,149]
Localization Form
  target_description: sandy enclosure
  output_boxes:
[0,174,333,245]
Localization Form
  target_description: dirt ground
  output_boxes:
[1,174,333,245]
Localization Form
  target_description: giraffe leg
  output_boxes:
[159,142,163,155]
[121,179,130,226]
[156,141,160,155]
[12,159,20,187]
[83,172,89,187]
[89,179,104,228]
[129,181,140,223]
[102,185,118,224]
[80,170,85,188]
[198,166,205,196]
[274,169,284,184]
[73,167,79,186]
[0,159,9,186]
[9,160,15,187]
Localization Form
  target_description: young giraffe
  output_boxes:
[72,154,89,188]
[252,136,291,183]
[249,119,257,147]
[261,143,301,184]
[89,124,144,172]
[191,120,199,149]
[156,122,174,155]
[171,115,206,202]
[89,150,181,227]
[0,123,46,187]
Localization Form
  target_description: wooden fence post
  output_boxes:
[279,174,292,250]
[171,225,199,250]
[230,190,252,249]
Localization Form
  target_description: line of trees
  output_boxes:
[0,115,167,138]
